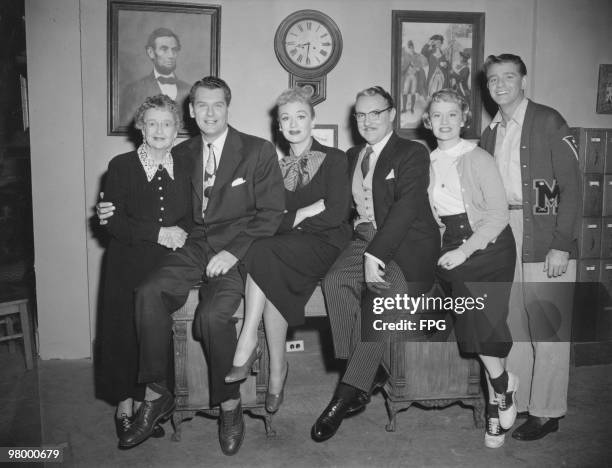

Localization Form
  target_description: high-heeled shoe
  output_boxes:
[225,347,261,383]
[266,362,289,413]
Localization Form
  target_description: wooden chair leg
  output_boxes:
[6,316,16,354]
[19,302,33,370]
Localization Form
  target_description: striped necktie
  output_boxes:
[202,143,217,216]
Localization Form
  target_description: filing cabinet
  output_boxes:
[582,174,603,217]
[572,127,612,359]
[579,218,602,258]
[603,175,612,217]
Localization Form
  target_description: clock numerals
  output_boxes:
[276,11,341,74]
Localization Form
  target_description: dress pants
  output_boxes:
[135,227,243,406]
[506,210,576,417]
[322,223,409,393]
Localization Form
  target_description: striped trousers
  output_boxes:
[322,223,408,392]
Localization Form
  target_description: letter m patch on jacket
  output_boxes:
[533,179,559,215]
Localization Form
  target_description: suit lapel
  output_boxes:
[372,133,397,190]
[187,137,204,204]
[348,145,364,181]
[210,127,243,198]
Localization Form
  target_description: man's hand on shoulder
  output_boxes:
[544,248,570,278]
[206,250,239,278]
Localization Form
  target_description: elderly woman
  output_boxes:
[423,89,518,449]
[225,87,351,413]
[97,94,192,441]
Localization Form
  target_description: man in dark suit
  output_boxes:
[119,28,191,128]
[311,86,440,442]
[101,77,284,454]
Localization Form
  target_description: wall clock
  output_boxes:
[274,9,343,106]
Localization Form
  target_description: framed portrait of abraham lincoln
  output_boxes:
[391,10,485,140]
[108,0,220,136]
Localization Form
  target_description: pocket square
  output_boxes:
[231,177,246,187]
[385,169,395,180]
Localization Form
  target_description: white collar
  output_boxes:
[153,69,176,80]
[202,127,229,156]
[430,139,476,163]
[368,131,394,156]
[137,144,174,182]
[490,97,528,129]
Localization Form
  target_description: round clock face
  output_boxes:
[275,10,343,78]
[284,19,334,69]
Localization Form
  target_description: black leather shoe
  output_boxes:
[511,415,559,441]
[115,414,165,439]
[115,413,132,439]
[345,366,388,415]
[118,386,175,449]
[345,389,370,415]
[312,384,363,442]
[219,401,245,456]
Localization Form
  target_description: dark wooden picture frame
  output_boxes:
[108,0,220,136]
[596,64,612,114]
[312,124,338,148]
[391,10,484,139]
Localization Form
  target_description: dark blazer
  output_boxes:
[348,132,440,286]
[277,138,352,250]
[104,150,193,245]
[173,126,285,260]
[119,72,191,127]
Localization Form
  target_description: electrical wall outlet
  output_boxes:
[286,340,304,352]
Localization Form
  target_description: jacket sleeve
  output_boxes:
[548,115,581,252]
[458,151,509,258]
[223,141,286,259]
[104,157,160,244]
[294,151,351,232]
[366,143,431,264]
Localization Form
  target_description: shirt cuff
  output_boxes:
[364,252,385,269]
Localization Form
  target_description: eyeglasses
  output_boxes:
[144,120,175,130]
[353,106,392,122]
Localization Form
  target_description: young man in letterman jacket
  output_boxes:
[481,53,581,441]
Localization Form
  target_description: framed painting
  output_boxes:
[596,64,612,114]
[391,10,485,139]
[108,0,220,135]
[312,124,338,148]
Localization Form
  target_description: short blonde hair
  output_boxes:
[422,89,471,129]
[276,87,315,118]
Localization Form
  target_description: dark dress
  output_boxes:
[98,150,193,403]
[244,139,351,326]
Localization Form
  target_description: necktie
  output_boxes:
[361,146,373,178]
[202,143,217,215]
[157,75,177,85]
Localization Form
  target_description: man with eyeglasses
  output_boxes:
[311,86,439,442]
